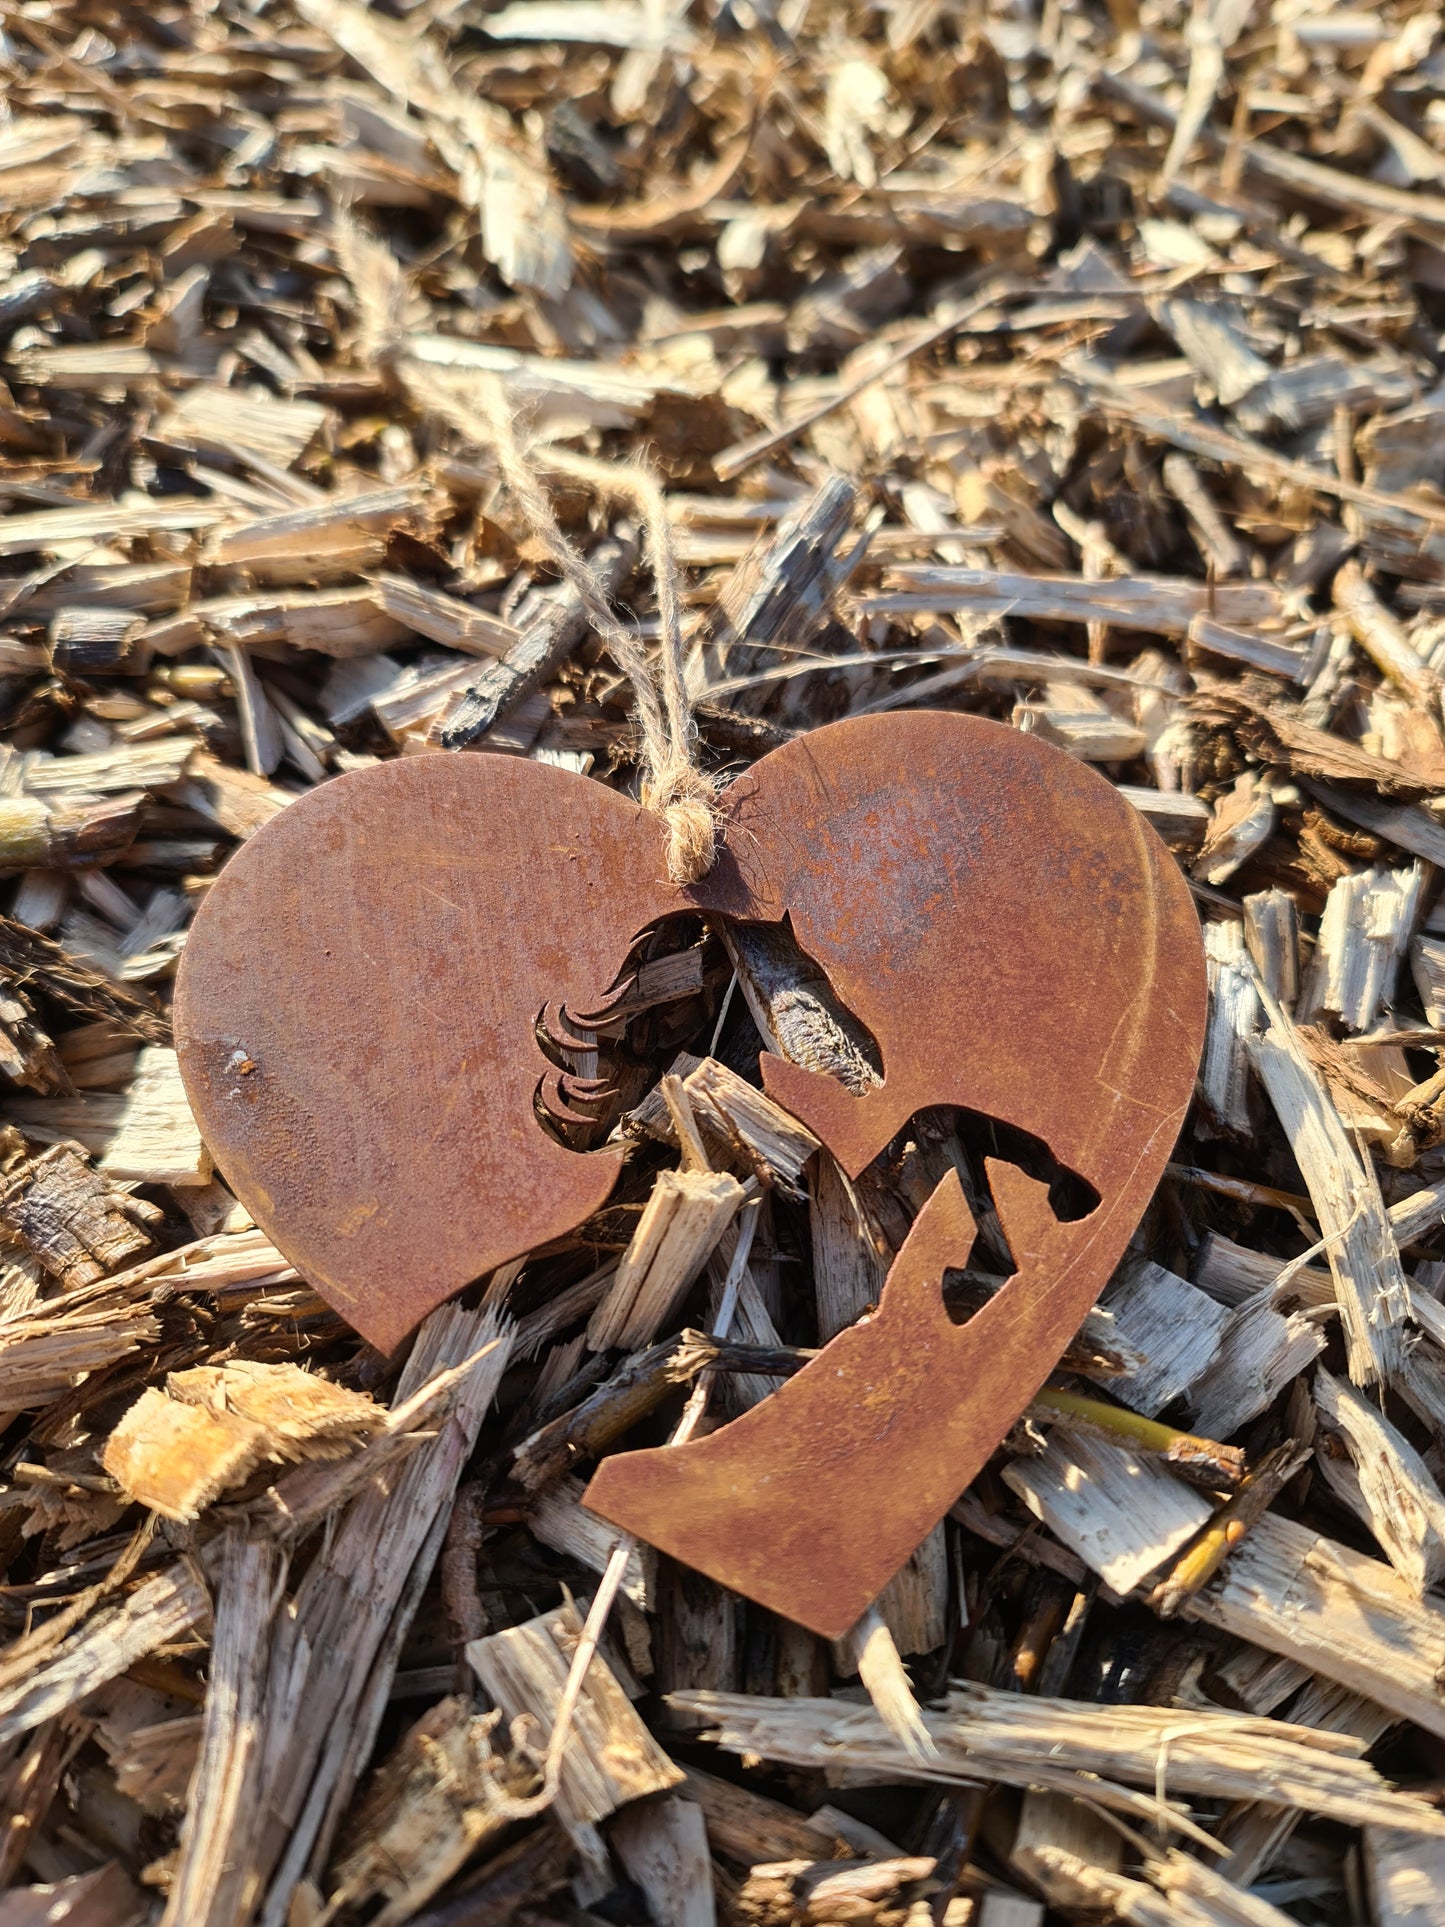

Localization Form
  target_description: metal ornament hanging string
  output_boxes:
[411,368,716,886]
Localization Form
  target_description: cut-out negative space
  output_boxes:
[174,713,1206,1635]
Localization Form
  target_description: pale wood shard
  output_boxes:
[855,566,1281,636]
[1249,989,1411,1386]
[97,1047,210,1188]
[468,1599,683,1860]
[810,1150,886,1343]
[609,1795,715,1927]
[1301,862,1425,1031]
[1184,1296,1327,1441]
[102,1361,385,1521]
[369,574,522,658]
[680,1055,820,1196]
[217,643,284,777]
[1021,1840,1303,1927]
[1335,560,1444,713]
[0,501,228,560]
[1394,1171,1445,1248]
[529,1474,654,1612]
[241,1306,515,1923]
[1314,1367,1445,1596]
[153,388,327,472]
[1188,614,1307,683]
[1244,887,1300,1008]
[161,1530,285,1927]
[1185,1511,1445,1741]
[1010,1791,1122,1904]
[1191,769,1279,885]
[169,752,295,841]
[147,588,412,661]
[1014,682,1148,761]
[586,1167,744,1351]
[869,1521,949,1658]
[90,1686,199,1819]
[0,1560,210,1746]
[1217,1676,1392,1888]
[205,485,429,575]
[737,1855,939,1926]
[1002,1434,1213,1596]
[1101,1256,1230,1417]
[1412,930,1445,1025]
[295,0,572,298]
[0,1299,160,1414]
[1365,1827,1445,1927]
[22,739,195,800]
[1199,919,1258,1131]
[840,1606,935,1765]
[1116,784,1211,844]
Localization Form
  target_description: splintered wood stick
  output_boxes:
[1161,451,1249,577]
[161,1531,286,1927]
[1184,1510,1445,1741]
[1166,1163,1317,1217]
[432,529,636,749]
[1249,986,1412,1387]
[1314,1368,1445,1595]
[511,1336,702,1493]
[1333,560,1442,713]
[668,1685,1445,1840]
[660,1072,711,1174]
[487,1201,762,1829]
[0,793,143,869]
[855,565,1281,636]
[585,1165,745,1350]
[721,917,882,1096]
[842,1607,936,1765]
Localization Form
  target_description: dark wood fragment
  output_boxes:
[431,532,637,750]
[0,915,170,1042]
[0,1142,157,1287]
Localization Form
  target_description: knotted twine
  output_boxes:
[464,389,718,886]
[335,214,717,883]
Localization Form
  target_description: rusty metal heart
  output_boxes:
[175,712,1205,1635]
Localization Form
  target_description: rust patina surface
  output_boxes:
[175,712,1205,1634]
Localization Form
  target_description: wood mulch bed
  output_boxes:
[6,0,1445,1921]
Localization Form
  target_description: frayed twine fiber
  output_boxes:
[333,214,717,884]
